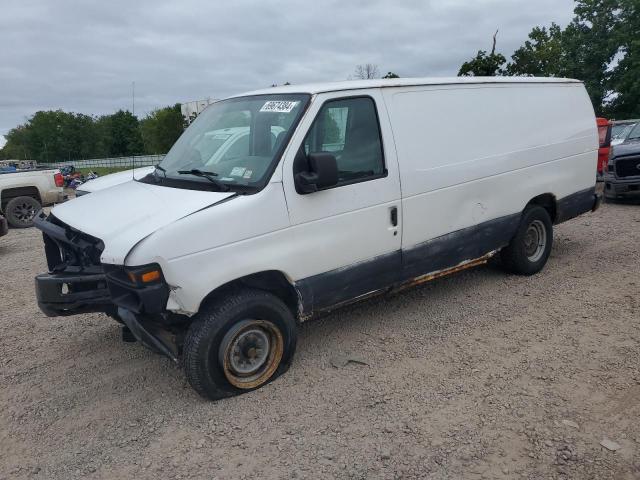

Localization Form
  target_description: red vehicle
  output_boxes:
[596,117,612,180]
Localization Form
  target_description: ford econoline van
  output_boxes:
[34,78,601,400]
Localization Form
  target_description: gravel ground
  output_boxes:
[1,201,639,480]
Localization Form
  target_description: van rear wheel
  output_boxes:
[183,288,297,400]
[501,206,553,275]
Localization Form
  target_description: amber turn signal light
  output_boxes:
[141,270,161,283]
[126,266,162,285]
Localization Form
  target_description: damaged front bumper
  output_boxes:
[117,308,179,362]
[35,271,114,317]
[33,211,180,362]
[34,210,114,317]
[33,211,170,316]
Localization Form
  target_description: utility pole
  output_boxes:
[131,81,136,177]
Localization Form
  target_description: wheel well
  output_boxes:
[200,271,301,319]
[526,193,557,223]
[1,187,42,210]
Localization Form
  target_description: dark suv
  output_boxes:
[604,122,640,201]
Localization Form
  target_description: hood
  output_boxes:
[78,166,155,193]
[51,180,235,264]
[612,138,640,158]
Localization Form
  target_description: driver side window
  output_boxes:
[304,97,385,184]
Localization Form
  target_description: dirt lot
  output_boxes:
[1,201,639,480]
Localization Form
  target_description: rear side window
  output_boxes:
[304,97,385,184]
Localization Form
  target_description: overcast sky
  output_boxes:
[0,0,575,141]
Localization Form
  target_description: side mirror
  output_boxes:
[294,153,338,194]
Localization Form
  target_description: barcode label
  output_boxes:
[260,100,299,113]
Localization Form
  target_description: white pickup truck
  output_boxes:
[0,168,65,228]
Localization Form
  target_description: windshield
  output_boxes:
[153,94,310,190]
[613,123,636,140]
[612,125,626,138]
[627,122,640,141]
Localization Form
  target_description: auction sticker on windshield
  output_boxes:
[260,101,299,113]
[230,167,246,177]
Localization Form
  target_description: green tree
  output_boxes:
[504,24,565,76]
[382,72,400,78]
[458,31,506,76]
[97,110,144,157]
[140,104,184,154]
[560,0,620,114]
[0,125,30,160]
[504,0,622,115]
[607,0,640,118]
[60,112,99,160]
[0,110,99,162]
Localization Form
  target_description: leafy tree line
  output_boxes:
[458,0,639,118]
[0,104,184,162]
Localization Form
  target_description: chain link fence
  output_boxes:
[40,154,165,170]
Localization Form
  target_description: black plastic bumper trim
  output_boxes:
[35,272,114,317]
[117,308,178,363]
[104,268,170,315]
[556,187,598,224]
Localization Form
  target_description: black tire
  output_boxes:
[183,288,297,401]
[5,196,41,228]
[501,206,553,275]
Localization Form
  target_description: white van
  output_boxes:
[35,77,600,400]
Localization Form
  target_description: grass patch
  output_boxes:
[76,166,131,176]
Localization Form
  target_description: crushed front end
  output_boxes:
[34,211,114,317]
[34,211,182,361]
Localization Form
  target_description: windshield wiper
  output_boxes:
[155,164,167,179]
[177,169,230,191]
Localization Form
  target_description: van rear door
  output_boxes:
[281,90,402,313]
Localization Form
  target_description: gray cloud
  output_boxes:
[0,0,574,135]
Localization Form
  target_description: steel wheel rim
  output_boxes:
[228,328,270,375]
[219,319,284,389]
[524,219,546,262]
[15,202,36,223]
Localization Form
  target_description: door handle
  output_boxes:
[390,206,398,227]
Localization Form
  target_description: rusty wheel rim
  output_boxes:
[219,319,284,389]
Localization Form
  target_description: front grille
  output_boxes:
[615,156,640,178]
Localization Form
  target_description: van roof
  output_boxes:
[235,76,582,97]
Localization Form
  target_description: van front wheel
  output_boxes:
[501,206,553,275]
[183,289,297,400]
